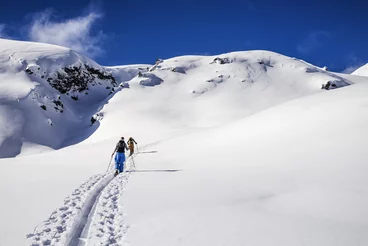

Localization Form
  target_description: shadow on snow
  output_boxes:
[137,151,158,154]
[126,169,180,173]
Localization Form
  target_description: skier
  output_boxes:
[111,137,128,175]
[127,137,138,156]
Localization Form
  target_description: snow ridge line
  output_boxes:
[25,173,112,246]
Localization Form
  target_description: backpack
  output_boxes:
[116,140,126,153]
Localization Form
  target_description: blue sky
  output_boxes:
[0,0,366,72]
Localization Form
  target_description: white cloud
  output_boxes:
[341,54,365,74]
[28,10,105,57]
[0,24,8,38]
[297,31,330,54]
[342,65,361,74]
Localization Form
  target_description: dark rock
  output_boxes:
[321,81,335,90]
[53,100,64,108]
[257,60,273,67]
[90,117,96,125]
[25,68,34,75]
[211,57,231,65]
[47,64,116,95]
[171,67,186,74]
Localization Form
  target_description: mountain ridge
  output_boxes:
[0,38,361,157]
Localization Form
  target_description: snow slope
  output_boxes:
[351,63,368,76]
[20,79,368,246]
[0,38,145,158]
[122,82,368,246]
[0,40,367,245]
[89,51,352,144]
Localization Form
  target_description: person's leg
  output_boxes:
[114,153,119,170]
[114,153,119,175]
[120,153,126,172]
[115,152,125,172]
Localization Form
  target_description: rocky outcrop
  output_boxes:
[25,64,117,98]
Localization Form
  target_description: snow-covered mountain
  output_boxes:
[83,51,354,143]
[1,37,352,158]
[0,38,367,246]
[351,63,368,76]
[0,38,145,158]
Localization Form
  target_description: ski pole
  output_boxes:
[106,156,113,172]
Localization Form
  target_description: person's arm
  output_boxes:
[125,142,129,151]
[133,138,137,144]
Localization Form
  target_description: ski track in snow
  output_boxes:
[78,172,130,246]
[25,142,159,246]
[26,173,113,246]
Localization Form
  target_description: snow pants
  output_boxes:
[115,152,126,172]
[129,145,134,156]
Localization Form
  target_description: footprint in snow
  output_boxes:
[59,206,68,211]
